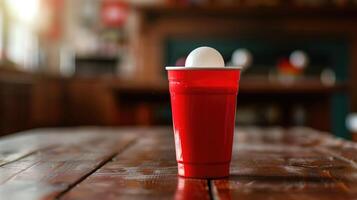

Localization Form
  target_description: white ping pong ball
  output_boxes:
[185,47,225,68]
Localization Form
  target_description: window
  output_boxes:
[4,0,40,70]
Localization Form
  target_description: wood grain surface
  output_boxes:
[0,128,137,200]
[61,129,209,200]
[0,127,356,200]
[213,127,357,200]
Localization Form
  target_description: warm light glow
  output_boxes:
[6,0,40,24]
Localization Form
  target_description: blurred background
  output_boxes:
[0,0,356,139]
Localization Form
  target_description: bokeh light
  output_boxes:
[5,0,40,24]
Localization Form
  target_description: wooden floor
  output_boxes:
[0,127,357,199]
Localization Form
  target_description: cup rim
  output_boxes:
[165,66,242,70]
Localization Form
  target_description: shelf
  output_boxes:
[110,78,347,95]
[133,4,357,19]
[239,77,348,94]
[75,56,118,62]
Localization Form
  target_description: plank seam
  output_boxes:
[208,179,215,200]
[316,147,357,169]
[0,160,41,184]
[0,145,57,168]
[315,147,355,192]
[55,137,139,200]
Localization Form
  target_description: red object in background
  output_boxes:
[167,69,241,178]
[101,0,128,28]
[277,58,302,75]
[42,0,64,40]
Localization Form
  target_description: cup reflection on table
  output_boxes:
[174,177,232,200]
[174,177,207,200]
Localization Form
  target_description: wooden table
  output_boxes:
[0,127,357,200]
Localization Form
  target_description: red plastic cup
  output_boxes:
[166,67,241,178]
